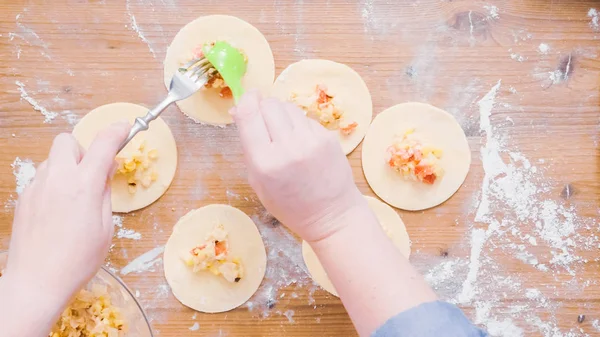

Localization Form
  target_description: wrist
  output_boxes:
[1,271,70,322]
[306,193,378,246]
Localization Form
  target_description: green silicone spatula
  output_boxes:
[203,41,247,102]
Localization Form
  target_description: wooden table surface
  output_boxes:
[1,1,600,336]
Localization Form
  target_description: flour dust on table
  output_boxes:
[72,102,178,213]
[362,102,471,211]
[163,15,275,125]
[164,204,267,313]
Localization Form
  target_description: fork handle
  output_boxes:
[118,94,176,153]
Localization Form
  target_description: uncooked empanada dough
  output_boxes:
[271,59,373,155]
[164,204,267,313]
[302,196,410,297]
[362,102,471,211]
[163,15,275,125]
[72,103,177,213]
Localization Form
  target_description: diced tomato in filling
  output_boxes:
[291,84,357,136]
[316,85,333,104]
[192,45,205,59]
[190,244,206,256]
[340,122,358,135]
[214,241,227,256]
[414,165,437,184]
[219,87,233,98]
[184,224,243,283]
[386,130,443,185]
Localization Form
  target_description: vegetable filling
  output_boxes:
[386,129,443,184]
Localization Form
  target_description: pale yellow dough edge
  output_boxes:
[302,196,411,297]
[72,102,178,213]
[361,102,471,211]
[271,59,373,155]
[164,204,267,313]
[163,15,275,125]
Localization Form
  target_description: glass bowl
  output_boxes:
[0,251,153,336]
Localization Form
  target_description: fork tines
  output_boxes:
[179,58,212,82]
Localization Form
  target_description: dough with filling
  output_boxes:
[362,102,471,211]
[164,204,267,313]
[302,196,410,297]
[163,15,275,125]
[271,59,373,155]
[72,102,177,213]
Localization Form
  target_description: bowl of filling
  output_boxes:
[0,251,153,337]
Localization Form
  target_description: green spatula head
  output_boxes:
[203,41,247,102]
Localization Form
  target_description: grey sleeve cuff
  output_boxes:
[372,301,489,337]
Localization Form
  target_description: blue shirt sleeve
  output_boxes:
[372,301,489,337]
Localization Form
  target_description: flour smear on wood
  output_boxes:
[422,81,599,337]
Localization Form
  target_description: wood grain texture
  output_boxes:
[0,0,599,336]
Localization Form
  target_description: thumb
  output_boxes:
[231,89,271,157]
[80,122,130,183]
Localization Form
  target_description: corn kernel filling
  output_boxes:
[50,284,127,337]
[386,129,443,185]
[291,84,358,135]
[183,224,244,283]
[115,140,158,194]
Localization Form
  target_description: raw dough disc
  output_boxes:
[302,196,410,297]
[271,59,373,155]
[72,102,178,213]
[164,204,267,313]
[362,102,471,211]
[163,15,275,125]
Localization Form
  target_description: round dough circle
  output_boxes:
[302,196,411,297]
[163,15,275,125]
[362,102,471,211]
[72,102,178,213]
[164,204,267,313]
[271,59,373,155]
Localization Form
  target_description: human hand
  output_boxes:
[231,90,366,242]
[3,123,129,308]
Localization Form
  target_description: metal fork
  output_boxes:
[117,58,212,153]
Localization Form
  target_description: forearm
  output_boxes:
[0,275,66,337]
[310,201,437,336]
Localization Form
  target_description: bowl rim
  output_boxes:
[0,250,154,337]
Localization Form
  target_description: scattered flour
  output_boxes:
[113,215,142,240]
[588,8,599,31]
[189,322,200,331]
[457,228,487,303]
[548,70,565,85]
[475,301,524,337]
[245,213,314,317]
[120,246,164,275]
[538,43,550,54]
[484,5,499,20]
[125,0,157,58]
[117,228,142,240]
[11,157,36,195]
[14,80,76,124]
[283,309,295,323]
[510,52,526,62]
[15,81,58,123]
[428,79,600,336]
[9,13,51,60]
[113,215,124,228]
